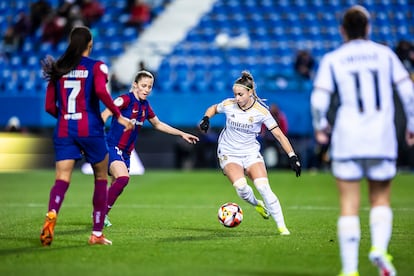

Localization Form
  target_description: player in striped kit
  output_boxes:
[101,70,199,226]
[199,71,301,235]
[40,26,133,246]
[311,6,414,276]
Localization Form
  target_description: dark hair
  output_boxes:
[341,5,370,40]
[42,26,92,82]
[234,70,254,90]
[129,70,154,92]
[134,70,154,83]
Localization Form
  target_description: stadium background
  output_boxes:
[0,0,413,170]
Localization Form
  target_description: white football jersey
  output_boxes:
[312,39,414,160]
[216,98,277,156]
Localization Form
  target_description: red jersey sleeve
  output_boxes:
[116,94,131,109]
[93,62,121,118]
[147,102,156,119]
[45,81,58,118]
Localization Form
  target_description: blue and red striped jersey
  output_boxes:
[106,92,155,154]
[45,56,121,138]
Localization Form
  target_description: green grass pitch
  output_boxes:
[0,169,413,276]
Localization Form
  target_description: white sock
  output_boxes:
[254,178,286,229]
[338,216,360,274]
[92,231,102,237]
[233,178,258,206]
[370,206,392,252]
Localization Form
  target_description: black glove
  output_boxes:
[199,116,210,133]
[289,155,301,177]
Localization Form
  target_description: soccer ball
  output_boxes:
[218,202,243,228]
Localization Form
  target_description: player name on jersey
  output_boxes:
[63,70,89,78]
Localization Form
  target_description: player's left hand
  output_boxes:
[289,155,301,177]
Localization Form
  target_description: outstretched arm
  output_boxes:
[149,116,199,144]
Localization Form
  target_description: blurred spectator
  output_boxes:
[138,60,156,79]
[57,0,79,18]
[138,60,146,71]
[66,3,87,29]
[1,11,30,58]
[260,103,289,168]
[41,12,69,45]
[42,0,88,46]
[294,50,315,79]
[13,11,31,47]
[174,136,196,170]
[1,27,19,59]
[395,39,414,79]
[260,104,288,140]
[109,73,128,95]
[126,0,136,11]
[29,0,53,34]
[126,0,151,32]
[80,0,105,27]
[127,0,170,18]
[193,128,218,168]
[270,104,288,135]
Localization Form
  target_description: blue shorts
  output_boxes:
[108,144,131,170]
[54,136,108,164]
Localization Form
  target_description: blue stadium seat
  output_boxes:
[122,27,139,41]
[9,56,22,69]
[1,0,413,98]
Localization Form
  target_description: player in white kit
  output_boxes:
[199,71,301,235]
[311,5,414,276]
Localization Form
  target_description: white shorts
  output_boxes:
[218,152,265,170]
[332,159,396,181]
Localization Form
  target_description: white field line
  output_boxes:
[2,203,414,212]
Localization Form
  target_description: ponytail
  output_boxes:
[234,70,268,109]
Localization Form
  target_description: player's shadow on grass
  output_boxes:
[0,224,92,256]
[0,243,88,256]
[228,269,319,276]
[158,226,276,242]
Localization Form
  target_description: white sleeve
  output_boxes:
[313,54,335,92]
[390,51,414,132]
[311,88,331,131]
[262,111,278,130]
[311,54,336,131]
[396,78,414,132]
[216,98,232,114]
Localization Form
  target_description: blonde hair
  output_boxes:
[234,70,268,109]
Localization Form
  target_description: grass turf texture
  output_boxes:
[0,170,413,276]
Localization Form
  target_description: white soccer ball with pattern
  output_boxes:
[218,202,243,228]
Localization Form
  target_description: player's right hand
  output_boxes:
[199,116,210,133]
[118,115,134,132]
